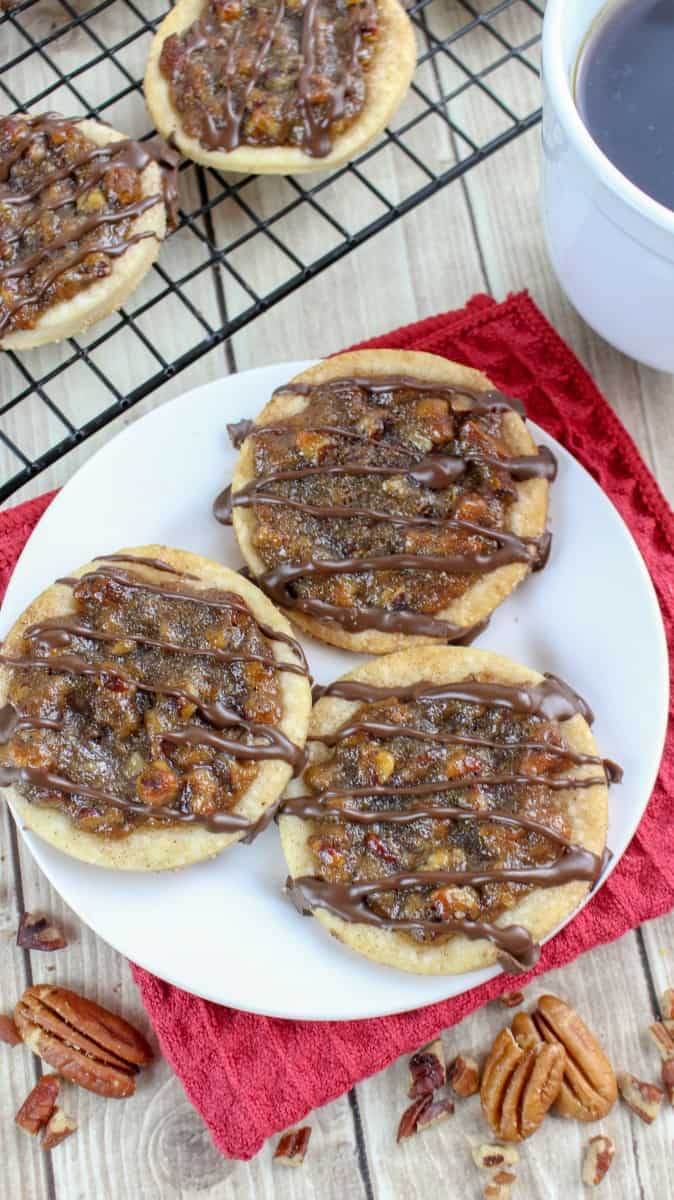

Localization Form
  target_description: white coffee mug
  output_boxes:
[542,0,674,372]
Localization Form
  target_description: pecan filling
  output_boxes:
[285,675,618,967]
[0,557,307,839]
[0,115,164,337]
[158,0,379,158]
[217,376,555,640]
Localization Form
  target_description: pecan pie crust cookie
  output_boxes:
[0,114,171,351]
[0,547,311,870]
[144,0,416,174]
[225,349,554,653]
[280,647,613,975]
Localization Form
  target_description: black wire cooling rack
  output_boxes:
[0,0,543,503]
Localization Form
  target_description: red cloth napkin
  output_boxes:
[2,292,672,1160]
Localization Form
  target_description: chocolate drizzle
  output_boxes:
[216,374,555,640]
[159,0,376,158]
[282,672,618,968]
[0,559,309,841]
[0,115,179,335]
[273,377,528,413]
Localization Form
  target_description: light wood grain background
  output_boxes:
[1,1,673,1197]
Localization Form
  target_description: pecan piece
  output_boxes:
[15,1075,60,1135]
[274,1126,311,1166]
[0,1013,21,1046]
[415,1096,454,1132]
[500,991,525,1009]
[472,1144,519,1170]
[480,1027,565,1141]
[42,1107,77,1150]
[447,1053,480,1097]
[17,913,67,952]
[528,994,617,1121]
[483,1170,517,1200]
[617,1072,663,1123]
[661,988,674,1020]
[14,985,152,1099]
[397,1094,433,1141]
[648,1021,674,1061]
[582,1135,615,1186]
[408,1038,445,1098]
[662,1059,674,1106]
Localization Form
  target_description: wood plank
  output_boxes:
[0,809,53,1200]
[356,932,674,1200]
[9,820,368,1199]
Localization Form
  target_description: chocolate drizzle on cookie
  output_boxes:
[158,0,379,158]
[0,114,179,336]
[0,556,308,841]
[215,374,556,640]
[282,673,619,969]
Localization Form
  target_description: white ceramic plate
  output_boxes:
[1,362,668,1020]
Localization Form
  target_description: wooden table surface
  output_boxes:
[2,2,673,1197]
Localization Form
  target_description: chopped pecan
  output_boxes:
[648,1021,674,1061]
[447,1054,480,1097]
[17,913,67,952]
[41,1107,77,1150]
[274,1126,311,1166]
[500,991,525,1009]
[415,1097,454,1131]
[480,1027,565,1141]
[471,1144,519,1170]
[617,1072,663,1123]
[526,994,617,1121]
[15,1075,60,1135]
[397,1094,433,1141]
[0,1013,21,1046]
[582,1135,615,1186]
[14,985,152,1098]
[483,1170,517,1200]
[660,988,674,1020]
[661,1059,674,1106]
[408,1038,445,1098]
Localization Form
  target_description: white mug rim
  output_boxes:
[543,0,674,234]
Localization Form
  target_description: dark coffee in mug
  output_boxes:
[575,0,674,211]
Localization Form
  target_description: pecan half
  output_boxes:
[617,1072,663,1123]
[582,1135,615,1186]
[15,1075,60,1135]
[274,1126,311,1166]
[42,1107,77,1150]
[14,985,152,1099]
[520,994,617,1121]
[472,1144,519,1170]
[480,1027,565,1141]
[447,1054,480,1097]
[408,1038,445,1098]
[17,913,67,952]
[0,1013,21,1046]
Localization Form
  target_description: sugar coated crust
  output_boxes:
[280,646,608,974]
[231,349,550,653]
[0,545,312,870]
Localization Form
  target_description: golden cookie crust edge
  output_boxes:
[144,0,417,174]
[231,349,549,653]
[0,545,311,870]
[279,646,608,975]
